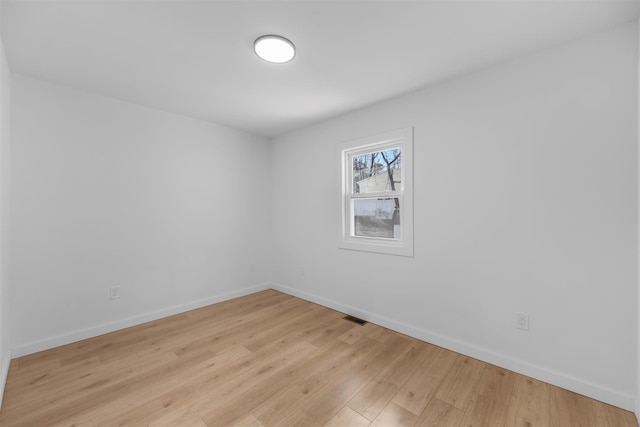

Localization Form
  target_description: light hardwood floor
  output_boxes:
[0,290,636,427]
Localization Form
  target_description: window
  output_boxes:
[338,127,413,256]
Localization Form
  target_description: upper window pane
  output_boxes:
[352,148,402,193]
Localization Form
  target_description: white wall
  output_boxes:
[271,22,638,410]
[10,75,272,355]
[0,2,11,408]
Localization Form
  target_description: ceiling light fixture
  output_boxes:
[254,35,296,64]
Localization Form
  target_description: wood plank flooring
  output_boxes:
[0,290,636,427]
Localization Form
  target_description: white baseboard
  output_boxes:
[0,348,10,410]
[11,283,271,358]
[635,400,640,425]
[271,283,636,412]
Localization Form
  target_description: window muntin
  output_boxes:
[338,127,413,256]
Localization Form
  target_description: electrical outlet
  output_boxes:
[516,312,529,331]
[109,286,121,300]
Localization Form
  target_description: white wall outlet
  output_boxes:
[516,312,529,331]
[109,286,121,300]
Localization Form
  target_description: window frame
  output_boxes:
[337,127,414,257]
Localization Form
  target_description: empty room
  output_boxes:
[0,0,638,426]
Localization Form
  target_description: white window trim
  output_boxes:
[337,127,414,257]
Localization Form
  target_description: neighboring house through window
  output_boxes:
[338,127,414,257]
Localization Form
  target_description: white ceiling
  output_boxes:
[2,1,639,138]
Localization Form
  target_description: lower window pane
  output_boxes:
[353,198,400,239]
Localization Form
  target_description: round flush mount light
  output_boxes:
[254,35,296,63]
